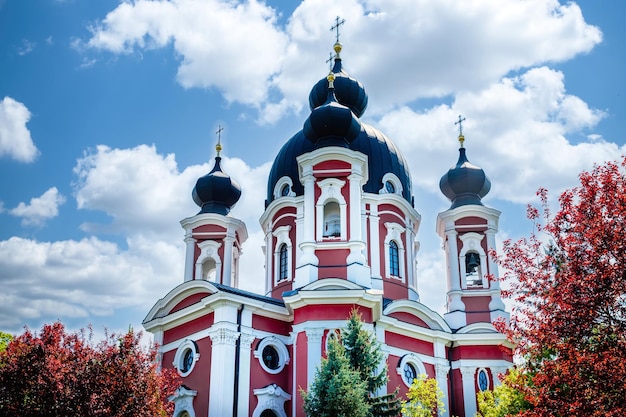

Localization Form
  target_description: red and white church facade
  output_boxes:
[143,41,513,417]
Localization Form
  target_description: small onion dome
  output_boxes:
[309,42,368,118]
[303,72,361,147]
[439,137,491,209]
[192,156,242,215]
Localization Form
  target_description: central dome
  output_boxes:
[266,43,413,207]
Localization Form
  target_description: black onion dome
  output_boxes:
[266,122,413,207]
[193,156,242,215]
[309,43,368,118]
[303,74,361,147]
[439,143,491,209]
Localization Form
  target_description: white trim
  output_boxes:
[379,172,403,195]
[172,339,200,377]
[273,176,296,199]
[195,240,222,283]
[273,225,293,285]
[459,232,487,289]
[477,367,490,391]
[252,384,291,417]
[254,336,290,374]
[316,178,347,240]
[383,222,406,281]
[169,386,197,417]
[397,353,427,387]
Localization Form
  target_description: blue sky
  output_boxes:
[1,0,624,337]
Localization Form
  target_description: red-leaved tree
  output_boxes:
[495,157,626,416]
[0,321,180,417]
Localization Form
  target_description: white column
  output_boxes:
[348,173,363,241]
[184,234,196,281]
[405,225,414,286]
[306,328,324,387]
[369,205,382,285]
[460,366,477,417]
[302,173,315,242]
[445,226,465,312]
[264,225,272,295]
[237,333,256,417]
[435,364,451,417]
[295,173,318,288]
[208,327,239,416]
[222,235,235,286]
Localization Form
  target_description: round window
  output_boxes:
[403,362,417,385]
[281,184,290,196]
[262,345,280,370]
[174,339,199,377]
[478,369,489,391]
[255,337,289,374]
[181,348,194,373]
[385,181,395,193]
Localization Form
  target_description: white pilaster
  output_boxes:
[460,366,477,417]
[369,204,381,284]
[184,234,196,282]
[222,235,235,286]
[306,328,324,387]
[208,327,240,416]
[435,363,451,417]
[237,332,256,417]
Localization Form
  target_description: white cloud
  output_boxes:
[0,96,39,163]
[85,0,289,107]
[17,39,36,56]
[10,187,66,227]
[83,0,601,122]
[379,66,617,206]
[0,236,182,332]
[73,144,200,240]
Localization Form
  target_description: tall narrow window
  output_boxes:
[465,251,482,286]
[389,240,400,277]
[279,244,288,281]
[323,202,341,237]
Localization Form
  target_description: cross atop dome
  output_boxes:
[454,115,466,148]
[215,124,224,156]
[331,16,345,43]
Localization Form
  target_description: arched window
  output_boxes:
[202,258,216,281]
[260,410,278,417]
[278,244,288,281]
[389,240,400,277]
[323,201,341,237]
[465,251,482,286]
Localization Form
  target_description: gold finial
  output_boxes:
[333,41,342,58]
[215,125,224,156]
[327,71,335,88]
[454,115,466,148]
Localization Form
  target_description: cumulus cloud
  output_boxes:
[0,96,39,162]
[85,0,289,108]
[379,66,615,206]
[10,187,66,226]
[0,236,183,332]
[82,0,601,122]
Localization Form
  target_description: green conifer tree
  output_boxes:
[342,309,402,417]
[301,337,370,417]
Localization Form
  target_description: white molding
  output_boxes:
[252,384,291,417]
[172,339,200,377]
[254,336,290,374]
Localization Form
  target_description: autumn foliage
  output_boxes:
[0,322,180,417]
[495,157,626,416]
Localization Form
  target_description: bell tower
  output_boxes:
[181,128,248,287]
[436,118,507,330]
